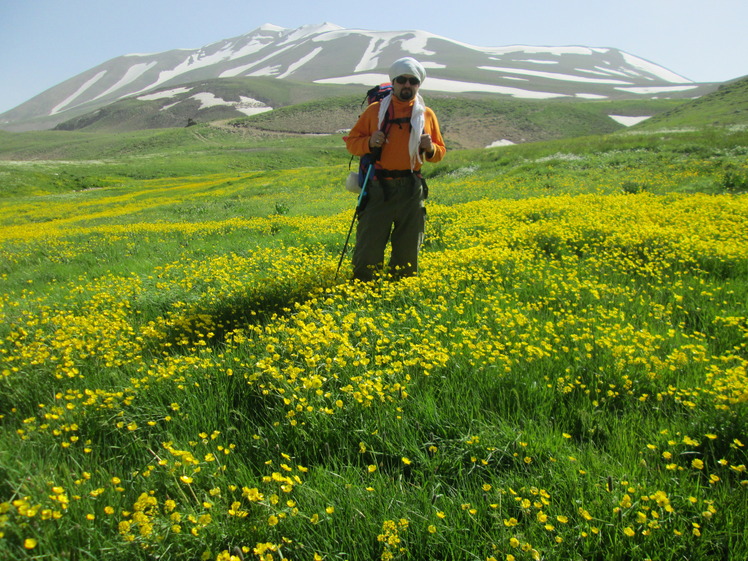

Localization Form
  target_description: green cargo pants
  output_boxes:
[352,173,425,282]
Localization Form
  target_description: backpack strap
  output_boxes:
[379,101,395,136]
[387,117,411,127]
[373,103,411,167]
[370,100,395,164]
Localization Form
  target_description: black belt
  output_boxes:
[372,170,423,201]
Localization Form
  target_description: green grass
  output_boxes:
[0,125,347,197]
[634,76,748,131]
[0,126,747,561]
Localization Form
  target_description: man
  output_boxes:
[345,57,446,282]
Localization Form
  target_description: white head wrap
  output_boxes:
[389,57,426,84]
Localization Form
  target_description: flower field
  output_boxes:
[1,133,747,560]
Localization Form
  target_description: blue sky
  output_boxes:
[1,0,746,114]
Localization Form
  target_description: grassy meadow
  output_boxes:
[1,124,747,561]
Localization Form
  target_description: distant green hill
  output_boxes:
[633,75,748,131]
[227,94,682,150]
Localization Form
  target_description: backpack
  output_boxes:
[346,83,395,192]
[365,82,393,106]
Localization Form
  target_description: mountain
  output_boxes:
[0,23,720,132]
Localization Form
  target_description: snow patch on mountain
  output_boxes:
[236,96,273,116]
[191,93,228,109]
[248,66,282,77]
[400,31,436,56]
[219,42,298,78]
[138,87,192,101]
[93,62,157,102]
[132,38,274,96]
[257,23,285,33]
[609,115,651,126]
[487,46,601,57]
[344,30,436,74]
[577,68,615,77]
[189,92,271,115]
[160,100,180,112]
[616,85,699,94]
[353,35,393,73]
[426,77,567,98]
[280,23,343,45]
[224,38,274,61]
[50,71,107,115]
[315,73,568,99]
[278,47,323,79]
[480,66,633,85]
[621,53,690,83]
[596,67,636,79]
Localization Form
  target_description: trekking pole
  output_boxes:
[335,162,375,280]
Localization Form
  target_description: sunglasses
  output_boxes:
[394,76,420,86]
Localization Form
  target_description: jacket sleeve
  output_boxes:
[424,108,446,163]
[344,104,378,157]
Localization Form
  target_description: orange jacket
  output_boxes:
[345,95,446,172]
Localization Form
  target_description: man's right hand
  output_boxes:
[369,131,386,149]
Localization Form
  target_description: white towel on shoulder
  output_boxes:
[377,93,426,171]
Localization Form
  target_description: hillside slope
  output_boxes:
[224,95,682,149]
[633,75,748,131]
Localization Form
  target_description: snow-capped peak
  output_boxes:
[256,23,286,33]
[620,52,691,83]
[279,22,344,43]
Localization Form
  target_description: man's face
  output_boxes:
[393,74,420,101]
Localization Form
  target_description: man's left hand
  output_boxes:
[419,134,434,155]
